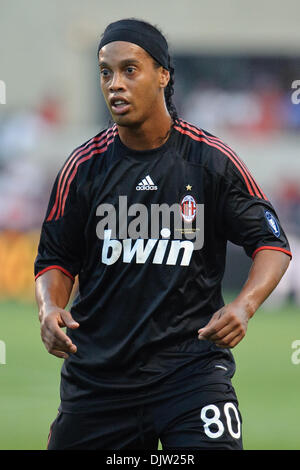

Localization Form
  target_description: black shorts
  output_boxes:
[47,372,243,450]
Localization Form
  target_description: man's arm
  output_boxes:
[35,269,80,359]
[198,250,291,348]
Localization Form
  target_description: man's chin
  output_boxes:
[112,114,140,128]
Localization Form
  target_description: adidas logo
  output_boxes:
[136,175,157,191]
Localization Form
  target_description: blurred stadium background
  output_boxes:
[0,0,299,450]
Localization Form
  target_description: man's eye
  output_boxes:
[100,69,110,77]
[126,67,135,74]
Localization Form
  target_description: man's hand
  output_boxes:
[198,303,250,349]
[39,306,79,359]
[197,250,291,349]
[35,268,78,359]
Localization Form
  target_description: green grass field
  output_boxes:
[0,298,299,450]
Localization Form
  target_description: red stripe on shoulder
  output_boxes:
[200,128,267,200]
[174,121,255,197]
[59,128,117,218]
[177,120,267,200]
[47,126,117,221]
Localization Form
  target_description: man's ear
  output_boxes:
[159,68,170,89]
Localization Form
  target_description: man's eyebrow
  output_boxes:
[98,58,142,68]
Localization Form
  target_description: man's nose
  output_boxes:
[109,72,125,92]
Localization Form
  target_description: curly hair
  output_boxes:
[153,54,178,121]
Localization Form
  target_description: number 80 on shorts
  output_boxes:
[200,402,241,439]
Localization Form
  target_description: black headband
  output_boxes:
[97,19,169,70]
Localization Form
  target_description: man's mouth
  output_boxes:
[110,98,130,115]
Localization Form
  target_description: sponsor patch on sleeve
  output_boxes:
[264,210,280,238]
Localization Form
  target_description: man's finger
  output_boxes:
[198,306,242,340]
[50,349,70,359]
[42,322,77,354]
[198,321,226,339]
[43,331,77,355]
[198,311,228,335]
[43,320,71,344]
[215,330,243,349]
[59,310,80,329]
[201,323,234,342]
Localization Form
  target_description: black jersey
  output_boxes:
[34,118,291,412]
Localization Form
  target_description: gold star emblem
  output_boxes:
[186,184,192,191]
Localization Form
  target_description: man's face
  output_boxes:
[98,41,169,127]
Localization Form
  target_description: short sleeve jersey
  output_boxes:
[35,118,291,412]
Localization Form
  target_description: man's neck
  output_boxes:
[117,114,173,151]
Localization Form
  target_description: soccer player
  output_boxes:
[35,18,291,450]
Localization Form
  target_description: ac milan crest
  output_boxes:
[180,195,197,223]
